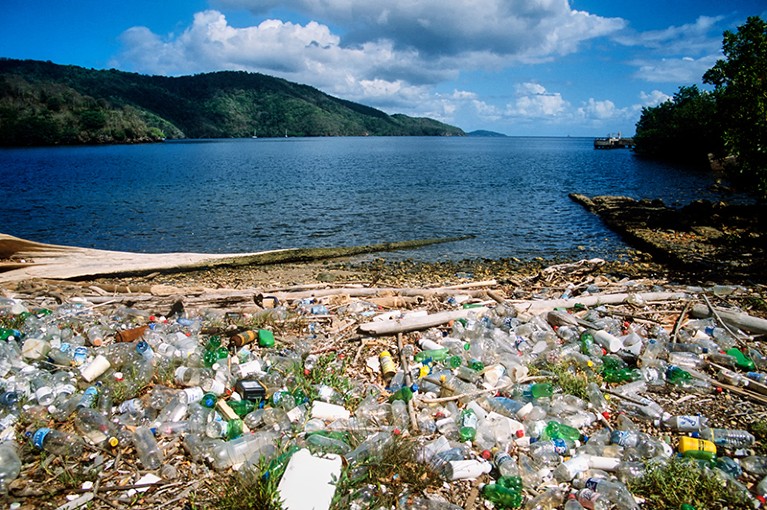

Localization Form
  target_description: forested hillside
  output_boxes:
[0,59,464,146]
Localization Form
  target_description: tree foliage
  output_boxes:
[634,16,767,197]
[633,85,722,164]
[703,16,767,195]
[0,59,464,146]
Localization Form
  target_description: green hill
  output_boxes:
[0,58,464,146]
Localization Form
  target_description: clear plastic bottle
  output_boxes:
[133,426,163,469]
[564,493,585,510]
[661,414,707,432]
[576,488,610,510]
[210,431,278,470]
[525,486,565,509]
[697,427,755,448]
[494,451,520,477]
[739,456,767,476]
[74,407,118,446]
[0,441,21,492]
[573,477,638,509]
[31,427,83,457]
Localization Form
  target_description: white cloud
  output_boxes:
[615,15,723,53]
[630,54,720,83]
[639,89,671,106]
[112,2,625,103]
[506,82,567,117]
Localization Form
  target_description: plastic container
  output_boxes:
[133,426,163,469]
[32,428,83,457]
[678,436,716,461]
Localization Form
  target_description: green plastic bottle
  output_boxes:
[481,477,524,508]
[602,367,641,383]
[726,348,755,371]
[388,386,413,403]
[228,399,256,417]
[0,328,22,341]
[414,348,449,363]
[542,420,581,442]
[445,355,463,369]
[666,365,692,385]
[459,408,478,442]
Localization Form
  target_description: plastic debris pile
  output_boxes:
[0,274,766,509]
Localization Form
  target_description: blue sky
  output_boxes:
[2,1,765,136]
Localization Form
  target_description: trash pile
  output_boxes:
[1,266,767,510]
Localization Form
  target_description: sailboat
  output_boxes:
[251,129,257,139]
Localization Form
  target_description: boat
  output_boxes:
[594,132,634,149]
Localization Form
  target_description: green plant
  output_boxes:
[330,435,441,509]
[210,456,285,510]
[531,360,596,400]
[628,457,753,509]
[750,420,767,444]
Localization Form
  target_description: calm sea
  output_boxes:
[0,137,724,262]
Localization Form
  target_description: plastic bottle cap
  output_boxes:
[515,430,524,438]
[481,450,492,460]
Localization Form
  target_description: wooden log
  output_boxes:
[690,303,767,335]
[0,232,472,283]
[510,291,689,315]
[358,307,489,335]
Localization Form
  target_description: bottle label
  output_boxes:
[73,346,88,365]
[674,415,702,431]
[578,488,601,509]
[461,411,478,429]
[584,477,601,491]
[552,438,568,455]
[32,427,50,449]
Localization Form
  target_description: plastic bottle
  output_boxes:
[542,420,580,442]
[210,431,278,470]
[661,415,707,432]
[697,427,755,448]
[206,418,244,440]
[494,451,520,477]
[564,493,586,510]
[379,350,397,382]
[585,382,610,417]
[573,477,638,509]
[726,347,755,371]
[513,382,553,401]
[575,488,610,510]
[530,438,575,463]
[458,408,478,442]
[739,456,767,476]
[677,436,716,461]
[77,385,99,409]
[32,428,83,457]
[133,426,163,469]
[415,348,450,364]
[74,407,118,446]
[480,476,523,508]
[0,441,21,492]
[444,459,492,480]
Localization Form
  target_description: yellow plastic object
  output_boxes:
[678,436,716,460]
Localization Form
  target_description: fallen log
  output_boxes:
[510,291,690,315]
[358,307,489,335]
[690,303,767,336]
[0,233,471,283]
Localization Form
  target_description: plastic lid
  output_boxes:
[515,430,525,438]
[481,449,492,460]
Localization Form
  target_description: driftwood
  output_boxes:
[690,303,767,336]
[509,291,690,315]
[358,307,489,335]
[0,233,470,283]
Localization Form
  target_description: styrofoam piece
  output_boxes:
[278,448,342,510]
[311,400,350,421]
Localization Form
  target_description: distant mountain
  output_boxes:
[467,130,507,137]
[0,58,465,146]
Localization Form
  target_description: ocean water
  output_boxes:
[0,136,723,262]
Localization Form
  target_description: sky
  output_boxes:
[2,1,765,136]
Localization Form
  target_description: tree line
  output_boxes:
[633,16,767,198]
[0,59,464,146]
